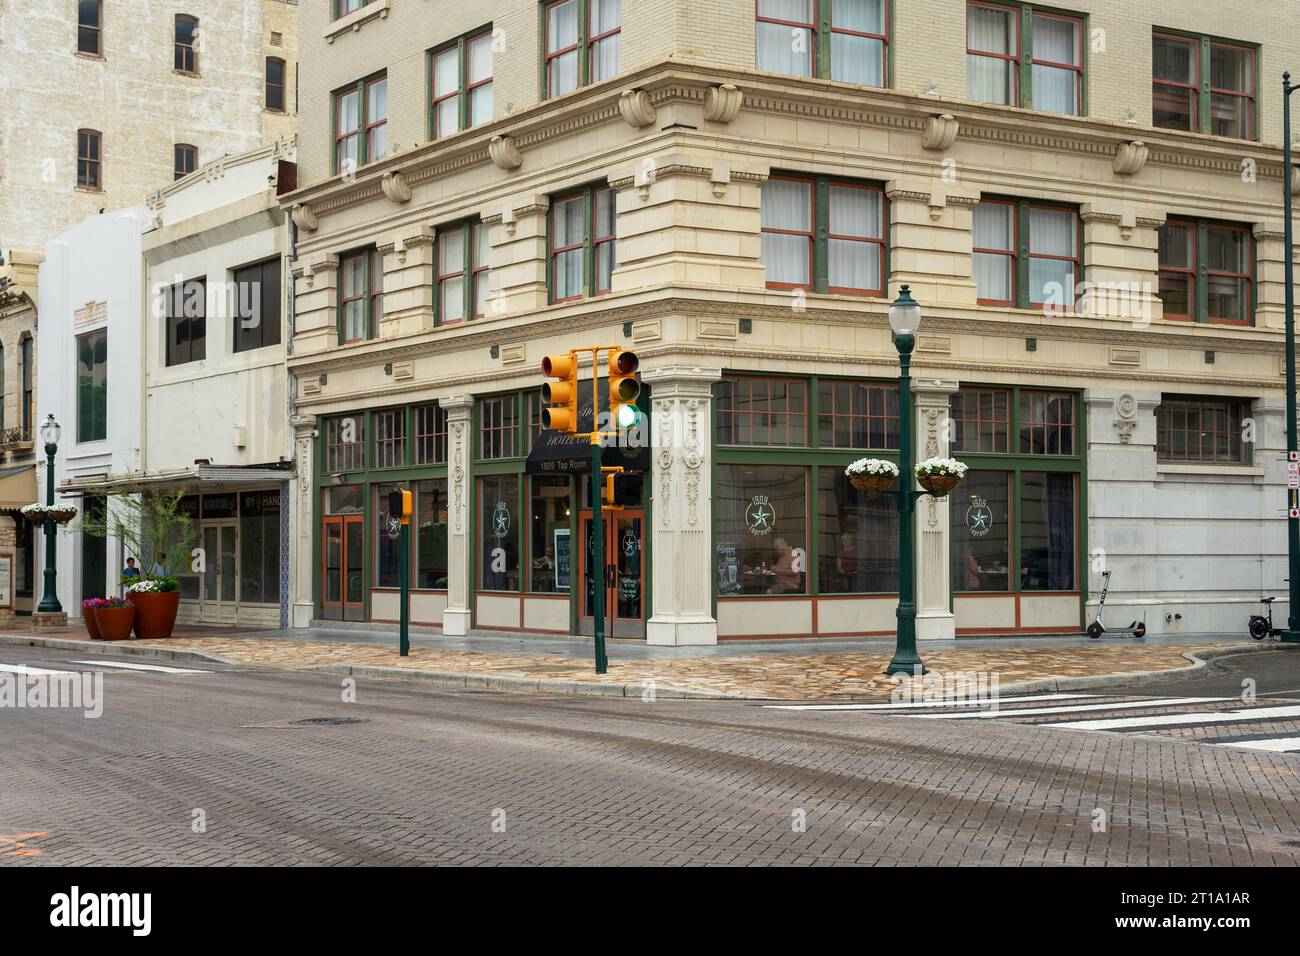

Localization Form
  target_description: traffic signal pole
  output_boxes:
[591,435,608,674]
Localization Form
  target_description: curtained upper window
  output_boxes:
[973,198,1079,310]
[760,175,886,296]
[967,2,1083,116]
[1153,33,1256,140]
[756,0,889,87]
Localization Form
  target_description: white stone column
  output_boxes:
[644,365,721,646]
[914,379,959,640]
[441,394,474,636]
[291,414,315,628]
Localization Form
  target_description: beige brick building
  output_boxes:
[283,0,1299,643]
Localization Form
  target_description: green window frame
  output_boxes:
[966,1,1087,116]
[541,0,621,99]
[548,183,616,303]
[1152,31,1258,141]
[755,0,892,88]
[478,393,522,461]
[760,173,888,296]
[334,0,370,19]
[972,197,1081,310]
[76,328,108,444]
[1156,217,1254,325]
[429,25,494,140]
[436,219,490,325]
[337,247,383,344]
[332,71,387,175]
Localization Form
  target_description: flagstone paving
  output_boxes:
[104,635,1234,700]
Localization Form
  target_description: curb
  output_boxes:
[992,643,1276,696]
[0,633,245,668]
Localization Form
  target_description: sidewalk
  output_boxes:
[0,620,1274,699]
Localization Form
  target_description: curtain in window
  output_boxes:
[440,228,466,323]
[468,33,493,124]
[760,179,812,286]
[1030,15,1079,115]
[967,5,1015,104]
[757,0,813,76]
[342,256,367,340]
[548,0,580,95]
[337,90,359,167]
[590,0,620,83]
[434,48,460,135]
[553,196,585,299]
[473,223,489,316]
[1028,207,1075,306]
[367,79,388,160]
[972,203,1013,301]
[831,0,885,86]
[1020,472,1075,591]
[828,186,881,291]
[594,188,616,292]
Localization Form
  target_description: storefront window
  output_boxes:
[1019,391,1075,455]
[816,468,898,593]
[951,470,1011,592]
[324,484,364,514]
[529,475,571,592]
[479,474,520,591]
[237,491,281,604]
[324,414,365,472]
[715,465,808,595]
[373,408,406,467]
[416,479,448,589]
[173,496,201,599]
[716,377,808,446]
[374,482,403,588]
[951,388,1010,454]
[818,379,899,449]
[479,395,519,459]
[1019,472,1075,591]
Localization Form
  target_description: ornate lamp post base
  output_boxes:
[31,611,69,628]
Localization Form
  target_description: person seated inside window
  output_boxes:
[767,537,803,594]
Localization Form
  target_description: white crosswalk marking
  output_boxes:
[0,662,80,677]
[1212,737,1300,753]
[1054,703,1300,731]
[916,697,1227,720]
[69,660,210,675]
[765,693,1099,712]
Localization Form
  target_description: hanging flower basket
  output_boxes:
[20,503,49,525]
[845,458,899,495]
[47,506,78,524]
[915,457,968,497]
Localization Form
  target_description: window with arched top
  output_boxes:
[175,15,199,74]
[174,143,197,180]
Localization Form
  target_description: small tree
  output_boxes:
[78,485,197,583]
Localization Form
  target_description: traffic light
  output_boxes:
[540,352,579,433]
[608,350,641,429]
[387,488,413,525]
[600,471,642,508]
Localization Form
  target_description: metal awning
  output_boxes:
[59,464,293,497]
[0,464,36,510]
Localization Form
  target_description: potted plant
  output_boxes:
[20,503,49,525]
[126,576,182,639]
[47,505,78,524]
[80,598,107,640]
[845,458,899,495]
[914,457,969,496]
[95,597,135,641]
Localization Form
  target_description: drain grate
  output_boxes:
[1283,840,1300,849]
[290,717,370,727]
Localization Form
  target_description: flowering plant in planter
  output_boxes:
[126,576,181,639]
[126,576,180,594]
[845,458,899,495]
[47,505,78,524]
[81,598,110,611]
[20,503,49,524]
[94,597,135,641]
[914,457,968,496]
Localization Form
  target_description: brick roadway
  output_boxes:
[108,634,1226,699]
[1,644,1298,866]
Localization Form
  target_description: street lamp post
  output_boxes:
[36,413,63,615]
[886,286,927,676]
[1283,72,1300,644]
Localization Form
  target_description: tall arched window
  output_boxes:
[19,334,32,438]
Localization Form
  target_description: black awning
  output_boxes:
[526,378,651,475]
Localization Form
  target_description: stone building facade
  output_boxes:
[282,0,1298,643]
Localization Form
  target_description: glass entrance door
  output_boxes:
[200,521,238,624]
[578,509,644,639]
[322,514,365,621]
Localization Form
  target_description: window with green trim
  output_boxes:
[1153,32,1256,140]
[717,377,809,446]
[334,72,387,175]
[755,0,890,87]
[967,1,1084,116]
[973,198,1080,309]
[373,408,407,468]
[437,219,490,324]
[415,403,447,464]
[430,27,493,140]
[1157,218,1253,325]
[338,247,383,343]
[549,184,615,303]
[336,0,369,19]
[543,0,620,97]
[324,414,365,472]
[1156,395,1249,464]
[479,395,520,460]
[760,174,886,295]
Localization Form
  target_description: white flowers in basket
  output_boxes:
[126,579,166,594]
[20,503,48,517]
[914,457,969,478]
[845,458,900,479]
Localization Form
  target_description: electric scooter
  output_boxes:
[1086,570,1147,639]
[1248,596,1283,641]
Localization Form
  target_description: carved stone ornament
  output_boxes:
[703,83,743,124]
[618,89,657,128]
[1113,140,1148,176]
[489,135,522,171]
[291,203,318,233]
[381,170,411,203]
[1113,392,1138,444]
[920,114,959,152]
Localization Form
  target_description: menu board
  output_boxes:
[554,529,572,590]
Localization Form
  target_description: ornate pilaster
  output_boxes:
[440,394,474,636]
[914,379,959,640]
[291,414,316,628]
[644,365,722,646]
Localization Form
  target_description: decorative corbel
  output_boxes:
[291,203,318,233]
[1113,140,1148,176]
[501,203,517,237]
[710,161,731,199]
[618,89,657,128]
[1119,208,1137,241]
[927,185,947,222]
[381,170,411,203]
[489,135,522,171]
[703,83,743,124]
[920,114,959,152]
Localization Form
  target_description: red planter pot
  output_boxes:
[95,605,136,642]
[128,591,181,640]
[82,608,103,641]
